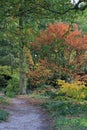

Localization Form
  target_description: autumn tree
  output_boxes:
[30,22,87,85]
[1,0,87,93]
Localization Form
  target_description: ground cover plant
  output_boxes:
[0,110,9,122]
[0,96,9,122]
[41,99,87,130]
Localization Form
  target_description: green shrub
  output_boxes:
[0,66,12,91]
[0,110,9,122]
[42,100,87,130]
[0,66,11,76]
[53,116,87,130]
[5,74,20,97]
[42,100,87,116]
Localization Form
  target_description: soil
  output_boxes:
[0,95,52,130]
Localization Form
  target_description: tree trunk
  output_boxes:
[19,51,26,94]
[19,72,26,94]
[19,3,27,94]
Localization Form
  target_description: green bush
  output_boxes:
[42,100,87,116]
[53,116,87,130]
[0,66,12,91]
[0,110,9,122]
[5,74,20,97]
[42,100,87,130]
[0,66,11,76]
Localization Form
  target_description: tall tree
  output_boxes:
[0,0,87,94]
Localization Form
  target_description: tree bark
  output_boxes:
[19,3,26,94]
[19,50,26,94]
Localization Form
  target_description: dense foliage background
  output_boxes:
[0,0,87,129]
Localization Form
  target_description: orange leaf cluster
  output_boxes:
[31,22,87,51]
[29,22,87,85]
[66,29,87,50]
[31,22,69,50]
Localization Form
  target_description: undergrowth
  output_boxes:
[0,96,9,122]
[32,80,87,130]
[41,100,87,130]
[0,110,9,122]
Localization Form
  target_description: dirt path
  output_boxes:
[0,96,51,130]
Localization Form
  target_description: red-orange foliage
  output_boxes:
[66,30,87,50]
[31,22,69,50]
[31,22,87,50]
[29,22,87,86]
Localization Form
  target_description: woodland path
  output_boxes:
[0,96,51,130]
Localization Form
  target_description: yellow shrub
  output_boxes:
[57,80,86,100]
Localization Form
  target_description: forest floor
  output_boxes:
[0,95,52,130]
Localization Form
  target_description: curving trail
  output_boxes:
[0,96,51,130]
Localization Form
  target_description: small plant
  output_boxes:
[0,96,9,104]
[0,110,9,122]
[5,74,20,97]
